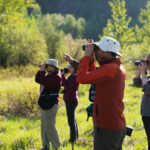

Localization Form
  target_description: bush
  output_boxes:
[0,22,48,67]
[0,78,40,116]
[0,65,39,79]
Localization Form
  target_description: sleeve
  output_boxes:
[62,75,77,89]
[89,59,96,71]
[35,71,61,88]
[61,74,67,86]
[35,71,46,84]
[71,57,96,71]
[133,77,142,87]
[142,82,150,96]
[77,56,118,84]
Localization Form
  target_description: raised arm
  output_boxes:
[77,56,118,84]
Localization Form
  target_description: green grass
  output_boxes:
[0,77,148,150]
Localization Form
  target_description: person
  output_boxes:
[138,57,150,150]
[77,36,126,150]
[35,59,62,150]
[61,54,79,143]
[89,84,96,102]
[133,53,150,87]
[86,83,96,121]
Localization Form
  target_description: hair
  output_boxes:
[111,52,117,58]
[46,65,59,73]
[94,45,100,51]
[54,68,59,73]
[94,45,117,58]
[70,61,79,73]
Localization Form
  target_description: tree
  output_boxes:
[130,1,150,62]
[135,1,150,42]
[30,5,42,19]
[0,0,36,24]
[64,34,86,60]
[101,0,135,51]
[38,14,66,62]
[37,13,87,62]
[61,14,86,38]
[0,0,47,66]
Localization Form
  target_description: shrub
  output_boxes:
[0,78,40,116]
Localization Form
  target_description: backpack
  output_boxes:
[86,84,96,121]
[89,84,96,102]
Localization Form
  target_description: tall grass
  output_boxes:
[0,66,148,149]
[0,77,39,116]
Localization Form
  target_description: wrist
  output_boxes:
[135,71,141,78]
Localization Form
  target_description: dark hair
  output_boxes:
[94,46,117,58]
[111,52,117,58]
[70,61,79,73]
[94,45,100,51]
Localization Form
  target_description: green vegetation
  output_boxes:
[0,76,148,150]
[0,1,86,67]
[101,0,135,50]
[1,0,150,149]
[1,0,150,67]
[1,0,150,68]
[37,0,148,39]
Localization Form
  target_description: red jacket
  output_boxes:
[77,56,126,130]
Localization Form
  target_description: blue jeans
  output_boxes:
[65,100,78,143]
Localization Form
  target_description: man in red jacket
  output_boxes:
[77,36,126,150]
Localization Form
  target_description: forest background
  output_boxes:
[0,0,150,149]
[1,0,150,67]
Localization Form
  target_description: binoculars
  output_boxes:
[135,60,150,66]
[82,44,98,51]
[60,68,69,73]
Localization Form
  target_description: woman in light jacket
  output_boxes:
[35,59,62,150]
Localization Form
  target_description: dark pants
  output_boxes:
[142,116,150,150]
[94,127,126,150]
[65,100,78,143]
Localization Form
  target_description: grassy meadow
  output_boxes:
[0,66,148,150]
